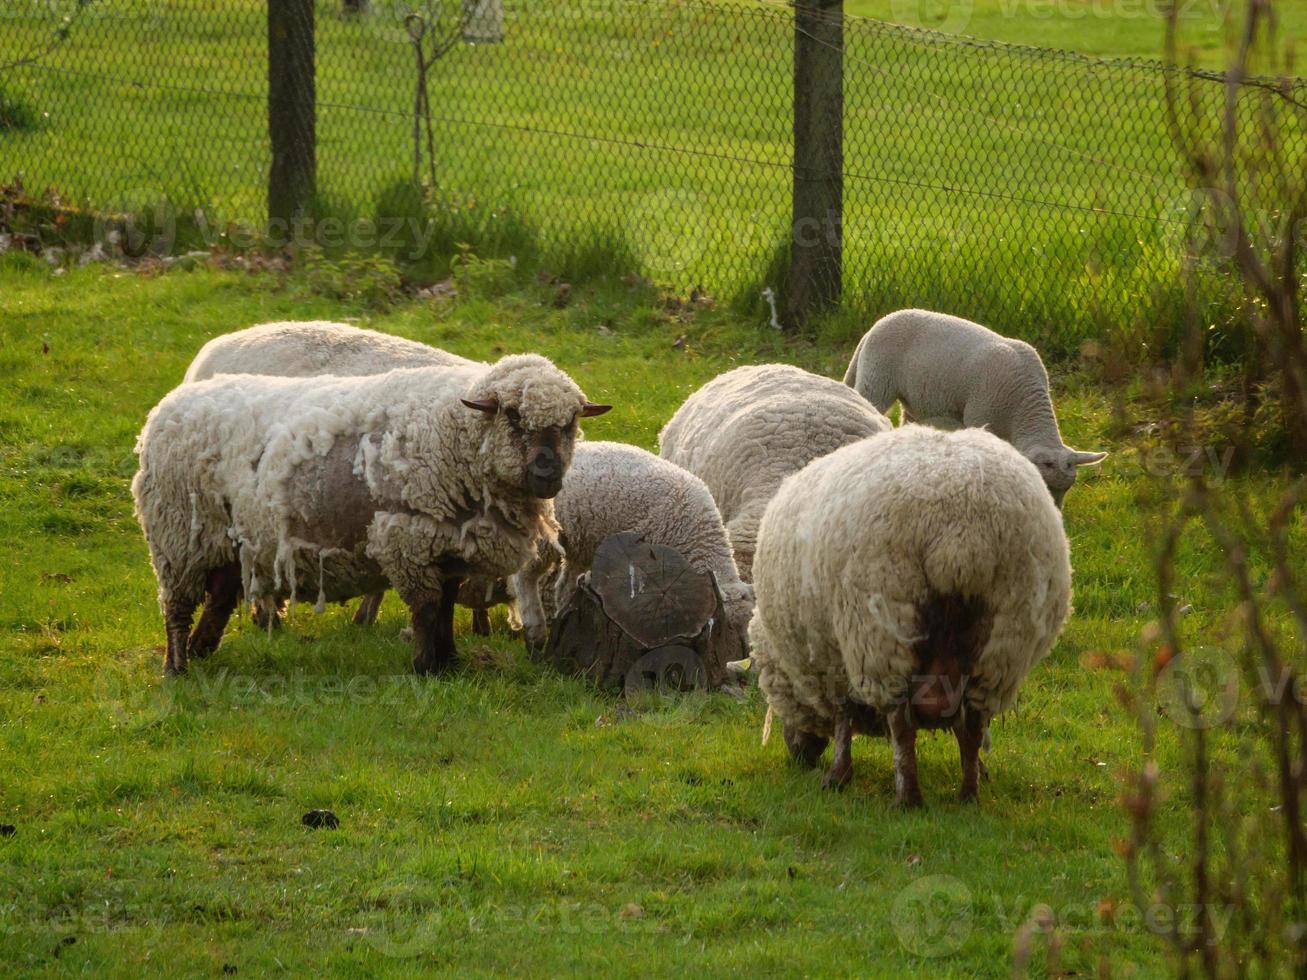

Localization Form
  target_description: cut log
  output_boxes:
[590,531,716,648]
[544,532,736,696]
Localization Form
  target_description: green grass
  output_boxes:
[2,0,1302,361]
[845,0,1307,63]
[1,259,1297,975]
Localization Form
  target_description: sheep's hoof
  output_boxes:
[412,649,457,676]
[821,767,852,792]
[783,726,828,770]
[894,791,925,810]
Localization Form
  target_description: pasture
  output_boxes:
[4,0,1303,360]
[0,254,1273,975]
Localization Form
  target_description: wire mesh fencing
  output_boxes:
[2,0,1305,357]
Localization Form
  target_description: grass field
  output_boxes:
[3,1,1303,362]
[1,253,1295,975]
[845,0,1307,62]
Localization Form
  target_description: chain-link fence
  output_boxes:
[2,0,1305,356]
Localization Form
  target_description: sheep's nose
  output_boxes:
[526,447,563,498]
[528,446,560,478]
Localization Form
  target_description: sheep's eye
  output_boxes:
[503,407,521,425]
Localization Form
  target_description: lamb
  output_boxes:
[749,425,1071,806]
[132,355,610,675]
[658,364,891,579]
[842,308,1106,506]
[184,320,487,628]
[511,441,754,657]
[183,319,480,383]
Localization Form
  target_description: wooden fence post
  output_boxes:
[268,0,316,231]
[786,0,843,330]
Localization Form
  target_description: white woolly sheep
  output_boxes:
[842,308,1106,506]
[658,364,891,579]
[133,355,610,675]
[183,319,479,384]
[184,320,488,628]
[511,441,754,656]
[749,425,1071,806]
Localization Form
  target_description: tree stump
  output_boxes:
[544,532,736,696]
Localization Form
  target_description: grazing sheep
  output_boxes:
[750,425,1071,806]
[842,308,1106,506]
[658,364,891,579]
[511,441,754,656]
[184,320,487,627]
[133,356,610,675]
[183,320,480,384]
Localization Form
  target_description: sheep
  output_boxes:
[184,320,487,628]
[842,308,1106,506]
[749,425,1071,806]
[132,355,611,675]
[511,441,754,657]
[658,364,891,579]
[183,319,480,384]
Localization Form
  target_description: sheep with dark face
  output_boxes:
[185,320,487,628]
[750,426,1071,806]
[132,355,609,675]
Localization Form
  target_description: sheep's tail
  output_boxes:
[841,333,866,387]
[909,591,989,727]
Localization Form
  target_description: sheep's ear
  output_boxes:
[461,398,499,415]
[1069,449,1107,467]
[579,402,612,418]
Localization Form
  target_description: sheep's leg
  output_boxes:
[955,709,987,804]
[410,577,462,676]
[470,608,491,636]
[888,703,924,808]
[163,597,198,676]
[511,568,549,657]
[783,723,828,770]
[822,707,854,790]
[188,563,241,659]
[352,592,384,626]
[251,598,283,631]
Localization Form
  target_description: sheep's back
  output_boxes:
[659,364,890,520]
[751,425,1070,730]
[553,441,734,574]
[184,320,481,383]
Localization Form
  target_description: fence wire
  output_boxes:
[2,0,1305,356]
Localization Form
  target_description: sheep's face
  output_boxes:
[462,397,611,499]
[718,580,756,661]
[461,356,612,499]
[1026,446,1108,509]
